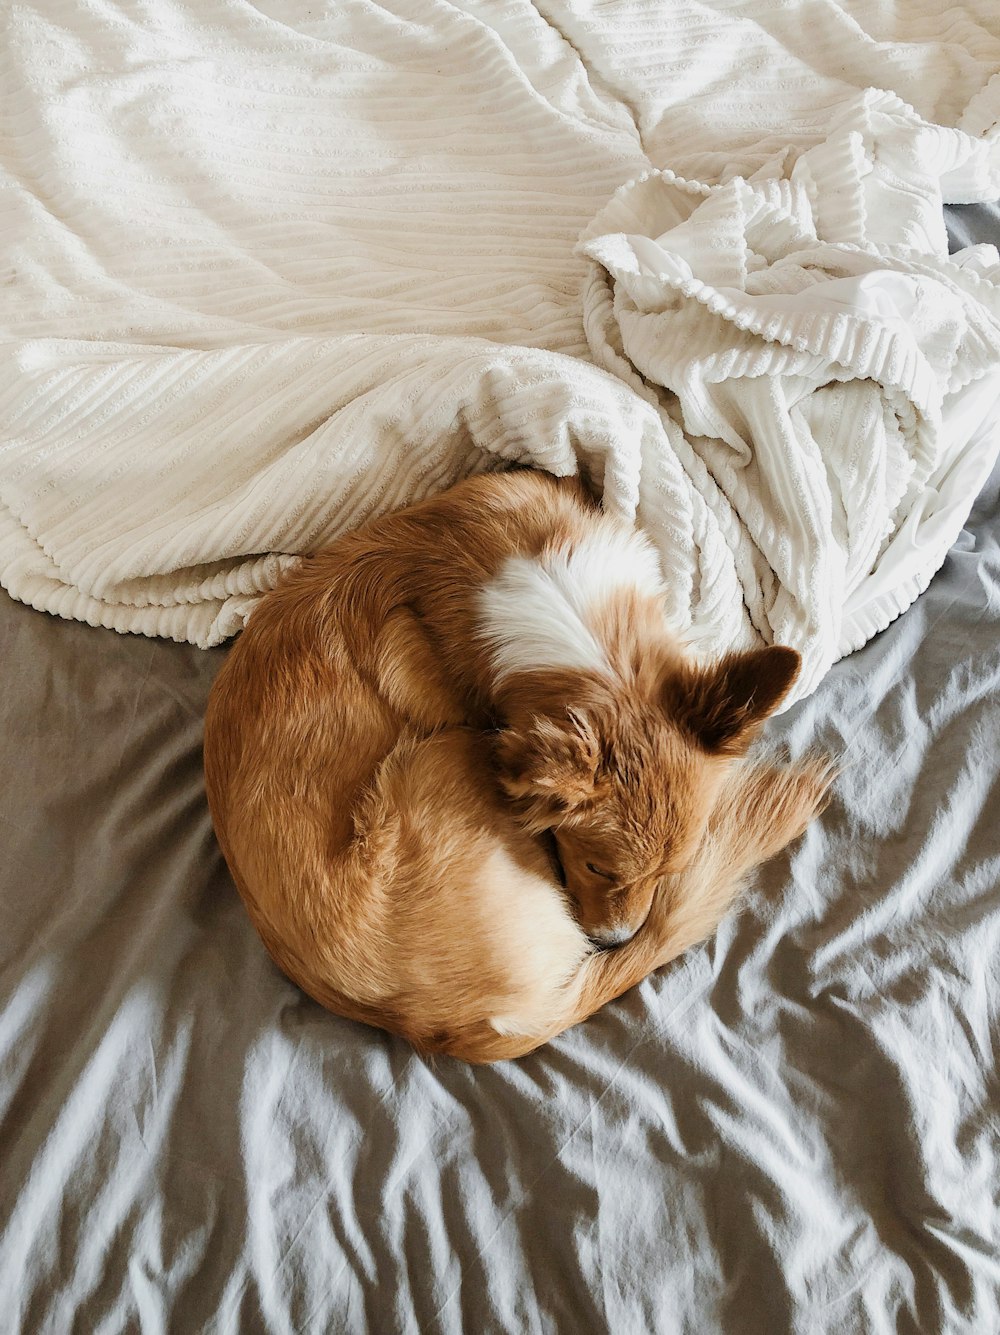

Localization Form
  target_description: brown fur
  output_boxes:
[204,470,832,1061]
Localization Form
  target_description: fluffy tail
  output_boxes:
[436,753,835,1063]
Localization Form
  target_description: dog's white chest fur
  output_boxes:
[478,523,665,683]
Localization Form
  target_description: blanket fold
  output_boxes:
[579,91,1000,697]
[4,2,1000,706]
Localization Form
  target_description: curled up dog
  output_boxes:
[204,471,833,1062]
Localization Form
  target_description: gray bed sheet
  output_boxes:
[2,206,1000,1334]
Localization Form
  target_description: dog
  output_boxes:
[204,470,832,1060]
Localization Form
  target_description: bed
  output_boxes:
[3,4,1000,1331]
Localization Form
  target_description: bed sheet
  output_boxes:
[1,206,999,1333]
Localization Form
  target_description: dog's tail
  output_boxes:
[435,754,835,1063]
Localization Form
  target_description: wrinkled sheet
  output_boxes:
[1,209,999,1335]
[4,2,1000,712]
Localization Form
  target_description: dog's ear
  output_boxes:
[495,709,602,827]
[666,645,800,756]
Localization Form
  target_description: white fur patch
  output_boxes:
[477,846,589,1038]
[478,527,665,684]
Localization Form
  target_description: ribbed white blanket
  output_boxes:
[3,1,1000,703]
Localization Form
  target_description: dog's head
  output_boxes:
[495,645,800,945]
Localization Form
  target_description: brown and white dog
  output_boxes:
[204,470,832,1061]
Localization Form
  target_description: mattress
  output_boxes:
[1,199,999,1332]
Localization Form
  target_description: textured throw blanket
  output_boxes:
[3,1,1000,705]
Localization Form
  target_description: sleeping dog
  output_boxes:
[204,471,832,1060]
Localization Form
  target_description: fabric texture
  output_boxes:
[4,2,1000,705]
[1,219,999,1325]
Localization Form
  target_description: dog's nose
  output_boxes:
[590,924,636,949]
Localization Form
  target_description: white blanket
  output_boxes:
[3,1,1000,704]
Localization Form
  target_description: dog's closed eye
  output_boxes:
[586,862,615,881]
